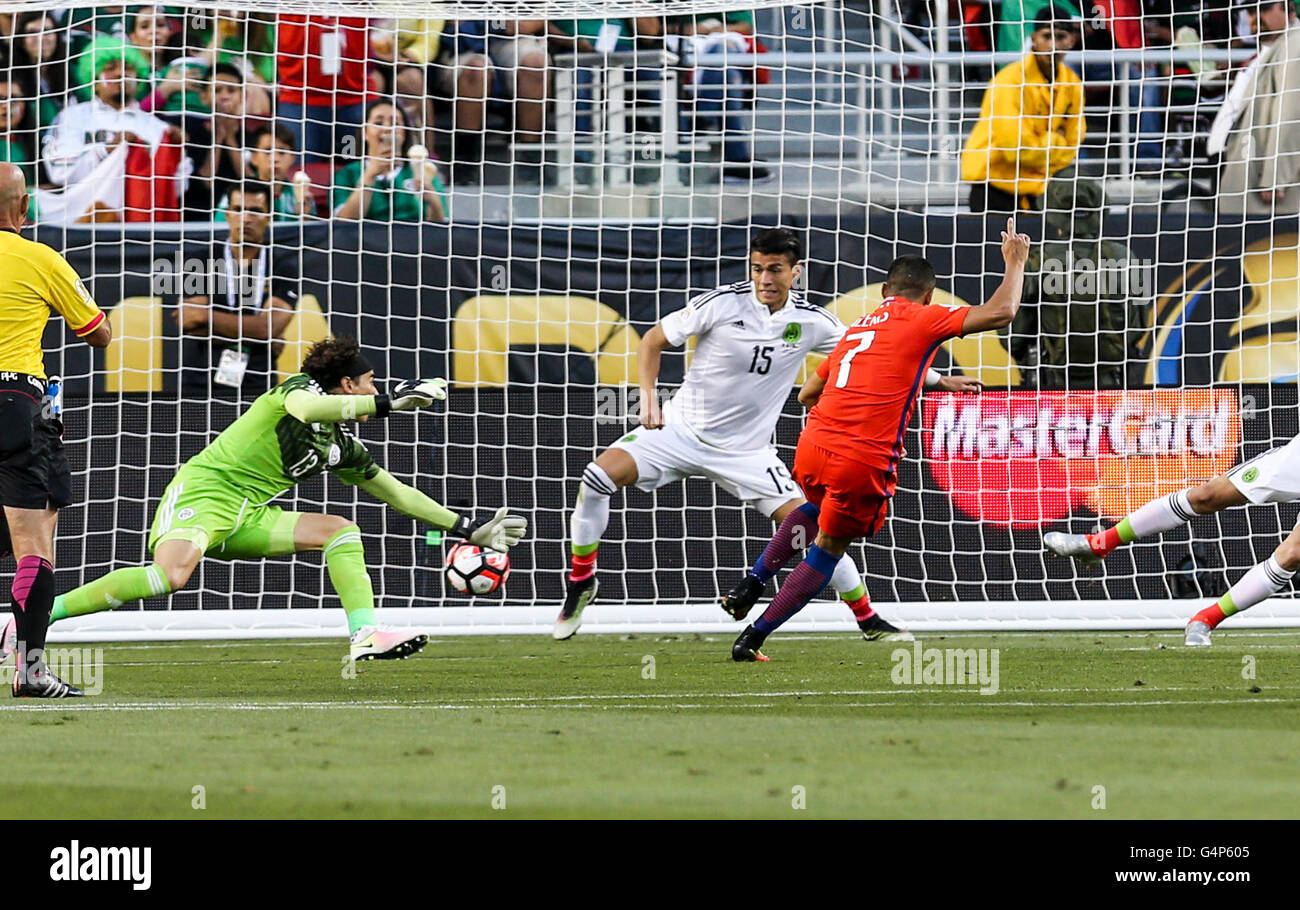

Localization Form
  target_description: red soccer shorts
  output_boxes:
[793,435,896,539]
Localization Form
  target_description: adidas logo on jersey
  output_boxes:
[731,320,745,327]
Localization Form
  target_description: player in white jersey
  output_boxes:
[555,228,979,639]
[1045,432,1300,646]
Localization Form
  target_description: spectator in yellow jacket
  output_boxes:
[961,5,1085,213]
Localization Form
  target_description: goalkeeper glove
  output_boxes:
[375,378,447,416]
[453,507,528,552]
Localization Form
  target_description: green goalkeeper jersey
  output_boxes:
[181,373,380,504]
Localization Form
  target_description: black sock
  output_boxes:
[12,556,55,677]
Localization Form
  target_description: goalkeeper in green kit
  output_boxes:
[3,337,527,667]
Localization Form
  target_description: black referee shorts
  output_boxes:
[0,374,72,512]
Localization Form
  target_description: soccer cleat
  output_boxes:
[348,626,429,662]
[553,574,598,641]
[731,624,770,662]
[859,614,915,642]
[12,660,83,698]
[1043,531,1102,566]
[1184,620,1213,647]
[1,616,14,665]
[720,573,767,621]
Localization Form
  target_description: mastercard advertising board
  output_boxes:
[921,390,1242,528]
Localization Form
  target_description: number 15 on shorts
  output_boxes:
[766,463,795,494]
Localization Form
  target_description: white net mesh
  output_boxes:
[2,1,1298,638]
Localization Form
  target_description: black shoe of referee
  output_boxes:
[12,659,83,698]
[721,573,767,621]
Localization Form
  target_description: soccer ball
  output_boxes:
[445,543,510,595]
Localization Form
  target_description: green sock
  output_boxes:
[1115,518,1138,544]
[1217,591,1239,617]
[839,583,867,603]
[324,527,375,635]
[52,565,171,624]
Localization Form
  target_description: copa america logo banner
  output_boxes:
[921,390,1242,528]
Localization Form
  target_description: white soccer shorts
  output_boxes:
[609,421,800,517]
[1227,433,1300,504]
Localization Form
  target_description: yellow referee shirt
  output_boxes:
[0,230,105,380]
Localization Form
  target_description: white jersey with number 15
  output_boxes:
[658,280,845,452]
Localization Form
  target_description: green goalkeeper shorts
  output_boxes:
[148,471,301,559]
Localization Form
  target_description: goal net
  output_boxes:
[4,0,1298,640]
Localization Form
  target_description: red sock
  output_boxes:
[569,549,598,583]
[846,594,875,622]
[1191,603,1227,630]
[1088,526,1123,558]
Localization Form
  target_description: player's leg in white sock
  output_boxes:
[1221,555,1296,616]
[1124,489,1197,538]
[1189,521,1300,643]
[829,554,867,603]
[1051,477,1248,564]
[569,462,616,580]
[557,460,627,639]
[829,552,890,628]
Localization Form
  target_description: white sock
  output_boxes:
[829,553,865,599]
[1221,555,1296,617]
[571,463,616,549]
[1125,489,1196,539]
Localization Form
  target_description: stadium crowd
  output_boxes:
[0,3,1295,224]
[949,0,1300,215]
[0,7,770,225]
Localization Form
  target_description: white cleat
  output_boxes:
[1184,620,1213,647]
[1043,531,1102,565]
[553,575,598,641]
[349,626,429,662]
[1,615,14,665]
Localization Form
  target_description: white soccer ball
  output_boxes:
[445,543,510,595]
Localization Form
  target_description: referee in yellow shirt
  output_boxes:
[0,164,111,697]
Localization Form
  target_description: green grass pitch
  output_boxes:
[2,630,1299,819]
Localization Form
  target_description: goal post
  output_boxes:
[3,1,1299,640]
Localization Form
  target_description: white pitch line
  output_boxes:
[535,697,1300,710]
[102,655,488,668]
[1115,644,1300,651]
[102,640,343,651]
[421,685,1299,702]
[0,702,1289,712]
[4,685,1286,708]
[2,694,1294,713]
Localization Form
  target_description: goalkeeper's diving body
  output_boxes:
[2,337,526,666]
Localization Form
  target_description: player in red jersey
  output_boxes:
[732,219,1032,661]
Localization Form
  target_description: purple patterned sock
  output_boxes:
[754,544,838,633]
[752,502,819,582]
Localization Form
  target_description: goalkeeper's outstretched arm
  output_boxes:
[357,469,527,552]
[285,389,382,423]
[284,378,449,424]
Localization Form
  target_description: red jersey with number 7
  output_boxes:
[804,296,970,472]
